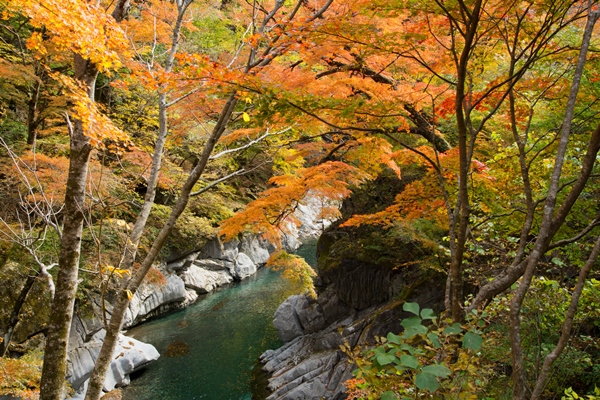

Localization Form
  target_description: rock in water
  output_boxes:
[67,329,159,398]
[233,252,258,280]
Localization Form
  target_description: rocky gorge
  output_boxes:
[72,168,448,400]
[65,196,335,399]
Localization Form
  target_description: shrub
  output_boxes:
[345,302,490,399]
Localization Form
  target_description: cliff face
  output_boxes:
[261,169,447,400]
[261,226,446,400]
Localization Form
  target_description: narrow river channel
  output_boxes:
[121,242,316,400]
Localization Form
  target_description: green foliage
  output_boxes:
[345,303,489,399]
[484,278,600,397]
[0,119,27,148]
[189,15,244,58]
[145,203,217,255]
[562,386,600,400]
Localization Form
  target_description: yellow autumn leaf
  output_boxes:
[242,112,250,122]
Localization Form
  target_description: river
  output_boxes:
[121,242,316,400]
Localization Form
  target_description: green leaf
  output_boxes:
[463,331,483,351]
[420,308,436,320]
[422,364,451,378]
[377,352,397,366]
[415,372,440,392]
[400,354,419,369]
[403,302,420,315]
[402,325,428,339]
[427,332,441,348]
[387,332,402,344]
[381,391,398,400]
[394,365,410,372]
[443,322,463,335]
[400,343,415,354]
[401,316,423,328]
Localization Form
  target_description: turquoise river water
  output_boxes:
[121,243,316,400]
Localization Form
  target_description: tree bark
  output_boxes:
[85,2,194,397]
[39,112,93,400]
[448,0,482,322]
[530,233,600,400]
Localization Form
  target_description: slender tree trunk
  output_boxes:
[530,233,600,399]
[509,9,599,398]
[85,3,194,398]
[27,73,41,146]
[39,112,93,400]
[449,0,481,322]
[85,1,332,397]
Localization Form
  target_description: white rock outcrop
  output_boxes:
[67,329,159,398]
[124,271,187,327]
[181,264,233,293]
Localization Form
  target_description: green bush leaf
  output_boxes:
[422,364,451,378]
[427,332,441,348]
[381,391,398,400]
[377,352,397,366]
[463,331,483,351]
[402,325,428,339]
[415,372,440,391]
[400,354,419,369]
[443,322,463,335]
[403,302,420,315]
[420,308,436,320]
[400,343,416,354]
[387,332,402,344]
[401,316,423,328]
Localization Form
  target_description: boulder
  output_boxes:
[200,237,239,261]
[272,295,326,343]
[192,258,229,272]
[232,252,257,280]
[67,329,159,395]
[239,236,272,265]
[272,296,304,342]
[181,265,233,293]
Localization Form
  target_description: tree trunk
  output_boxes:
[39,1,130,397]
[26,73,41,146]
[39,114,93,400]
[449,0,482,322]
[508,8,599,398]
[530,233,600,399]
